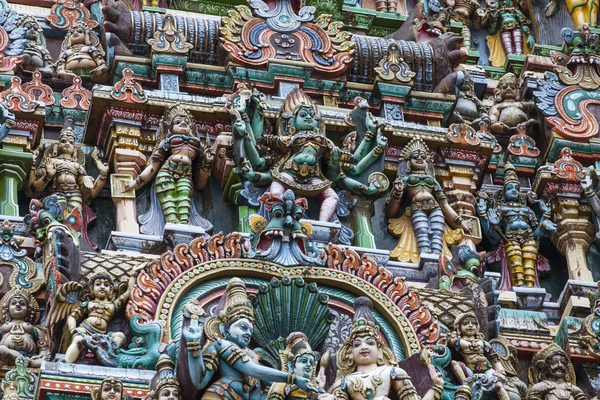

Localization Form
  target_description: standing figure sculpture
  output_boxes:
[123,105,215,234]
[0,288,46,367]
[321,297,444,400]
[55,22,109,82]
[182,278,318,400]
[477,163,556,288]
[527,344,586,400]
[448,312,510,400]
[386,138,471,257]
[28,118,108,245]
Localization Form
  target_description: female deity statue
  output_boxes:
[56,22,109,82]
[0,288,46,368]
[123,105,215,234]
[321,297,444,400]
[386,138,472,258]
[231,87,342,222]
[182,278,318,400]
[476,163,556,288]
[7,16,54,77]
[266,332,326,400]
[91,378,126,400]
[28,118,108,244]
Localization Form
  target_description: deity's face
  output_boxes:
[225,318,253,348]
[459,316,478,337]
[548,354,568,379]
[24,21,40,41]
[58,134,75,156]
[504,182,520,202]
[100,381,122,400]
[291,353,315,379]
[70,26,87,46]
[92,278,113,301]
[460,73,474,93]
[352,335,379,366]
[172,114,192,136]
[294,106,317,132]
[8,295,28,320]
[158,386,179,400]
[409,150,428,171]
[498,79,518,101]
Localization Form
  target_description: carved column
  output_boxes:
[0,131,32,216]
[107,123,147,234]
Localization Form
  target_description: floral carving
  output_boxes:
[447,123,480,146]
[60,76,92,110]
[46,0,98,30]
[374,42,415,84]
[0,77,37,113]
[22,71,55,106]
[110,68,148,104]
[148,14,192,55]
[0,26,22,73]
[507,123,540,157]
[552,147,585,181]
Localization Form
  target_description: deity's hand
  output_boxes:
[460,219,473,233]
[233,119,248,138]
[183,323,204,344]
[331,146,341,162]
[70,326,88,336]
[251,89,267,111]
[376,132,388,148]
[314,368,327,388]
[427,364,445,388]
[582,168,595,192]
[541,219,557,232]
[204,148,216,165]
[92,148,109,174]
[391,178,405,196]
[488,209,500,226]
[83,176,94,189]
[122,179,138,192]
[239,159,255,180]
[295,376,324,394]
[45,159,56,178]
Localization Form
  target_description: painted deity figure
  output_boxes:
[320,297,444,400]
[147,355,180,400]
[581,166,600,238]
[477,163,556,288]
[446,0,480,48]
[448,312,510,400]
[527,344,586,400]
[266,332,326,400]
[60,273,135,363]
[545,0,597,30]
[91,378,125,400]
[183,278,318,400]
[56,22,109,81]
[8,16,54,77]
[123,105,214,233]
[452,68,488,126]
[386,138,472,257]
[29,119,108,241]
[0,288,46,367]
[232,87,342,222]
[488,73,537,136]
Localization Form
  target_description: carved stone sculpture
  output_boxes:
[147,355,180,400]
[386,138,471,258]
[123,105,215,234]
[182,278,318,400]
[8,16,54,77]
[91,378,125,400]
[0,288,46,367]
[488,73,538,135]
[477,163,556,288]
[527,344,585,400]
[55,22,109,82]
[452,68,488,126]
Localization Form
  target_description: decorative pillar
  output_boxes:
[0,147,32,217]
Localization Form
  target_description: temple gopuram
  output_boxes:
[3,0,600,399]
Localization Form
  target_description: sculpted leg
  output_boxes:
[512,30,523,54]
[156,170,178,223]
[176,177,193,225]
[522,240,538,288]
[501,31,514,54]
[429,208,445,255]
[411,210,432,254]
[505,241,525,287]
[64,335,85,363]
[319,187,339,222]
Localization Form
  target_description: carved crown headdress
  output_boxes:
[503,162,519,186]
[0,287,40,324]
[91,378,123,400]
[279,332,316,373]
[280,88,321,120]
[59,116,77,142]
[219,278,254,325]
[400,137,430,160]
[156,105,199,142]
[528,343,575,384]
[148,355,180,400]
[349,297,380,340]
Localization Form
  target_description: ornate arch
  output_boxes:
[126,232,440,358]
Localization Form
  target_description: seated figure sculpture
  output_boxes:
[55,22,109,82]
[488,73,537,136]
[8,16,54,77]
[182,278,318,400]
[321,297,445,400]
[123,105,215,234]
[0,288,46,368]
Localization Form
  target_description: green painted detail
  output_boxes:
[554,316,583,350]
[223,168,241,202]
[339,89,378,105]
[0,149,32,216]
[404,96,455,119]
[152,54,188,70]
[466,50,480,65]
[46,394,90,400]
[533,43,561,57]
[185,69,233,89]
[503,53,526,77]
[229,63,313,84]
[40,376,148,388]
[114,63,154,83]
[169,276,406,359]
[61,109,88,123]
[547,138,600,162]
[238,205,256,234]
[354,213,376,248]
[482,66,506,81]
[170,0,244,16]
[308,0,344,21]
[141,5,165,12]
[376,82,412,99]
[304,78,346,93]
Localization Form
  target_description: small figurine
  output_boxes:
[322,297,445,400]
[91,378,125,400]
[386,138,471,257]
[266,332,327,400]
[527,344,586,400]
[451,68,488,126]
[448,312,511,400]
[182,278,319,400]
[0,288,47,367]
[123,105,214,234]
[7,16,54,77]
[55,22,109,82]
[147,355,180,400]
[488,73,538,136]
[477,163,556,288]
[46,272,136,363]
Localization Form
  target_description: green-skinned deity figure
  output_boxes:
[124,105,215,234]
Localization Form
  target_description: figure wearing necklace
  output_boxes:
[476,163,556,288]
[386,138,472,256]
[321,297,445,400]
